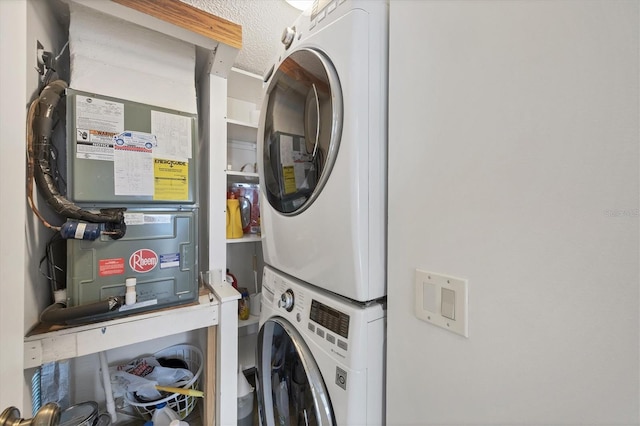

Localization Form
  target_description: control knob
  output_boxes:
[278,289,295,312]
[281,26,296,49]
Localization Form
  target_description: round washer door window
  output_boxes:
[260,48,343,215]
[256,318,336,426]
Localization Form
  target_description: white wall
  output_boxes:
[0,0,28,412]
[1,0,72,412]
[24,0,68,342]
[387,1,639,424]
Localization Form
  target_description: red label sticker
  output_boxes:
[99,258,125,276]
[129,249,158,273]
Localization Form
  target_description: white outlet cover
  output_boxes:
[414,269,468,337]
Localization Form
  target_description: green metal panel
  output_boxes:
[66,88,198,206]
[67,209,199,318]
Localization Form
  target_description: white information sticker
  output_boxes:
[124,213,172,225]
[76,95,124,133]
[75,95,124,161]
[279,134,294,167]
[143,215,172,224]
[113,146,154,196]
[151,110,192,159]
[76,129,116,161]
[124,213,145,226]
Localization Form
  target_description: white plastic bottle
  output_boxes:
[125,277,137,305]
[151,403,180,426]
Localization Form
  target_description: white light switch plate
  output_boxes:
[414,269,468,337]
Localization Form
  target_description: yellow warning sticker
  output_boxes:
[282,166,297,194]
[154,158,188,200]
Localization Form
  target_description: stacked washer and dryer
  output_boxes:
[256,1,388,425]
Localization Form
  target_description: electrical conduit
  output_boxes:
[99,351,117,423]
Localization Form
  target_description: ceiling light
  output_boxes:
[285,0,314,11]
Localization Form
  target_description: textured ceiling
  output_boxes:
[181,0,302,77]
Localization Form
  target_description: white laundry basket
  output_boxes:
[124,344,203,420]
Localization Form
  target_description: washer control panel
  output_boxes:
[278,289,295,311]
[263,267,352,355]
[309,299,349,339]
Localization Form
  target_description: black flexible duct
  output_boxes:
[40,297,124,325]
[32,80,125,225]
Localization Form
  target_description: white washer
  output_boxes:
[256,266,386,426]
[258,0,388,302]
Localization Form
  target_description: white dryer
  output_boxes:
[256,265,386,426]
[258,0,388,302]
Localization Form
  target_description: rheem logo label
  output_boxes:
[129,249,158,273]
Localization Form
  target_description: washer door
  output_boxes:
[256,317,336,426]
[259,48,343,215]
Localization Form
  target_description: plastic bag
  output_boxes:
[109,356,193,401]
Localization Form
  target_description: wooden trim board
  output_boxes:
[112,0,242,49]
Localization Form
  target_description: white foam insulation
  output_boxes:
[69,2,197,113]
[181,0,302,77]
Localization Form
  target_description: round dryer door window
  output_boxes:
[256,318,336,426]
[260,48,343,215]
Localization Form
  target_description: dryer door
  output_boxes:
[256,317,336,426]
[259,48,343,215]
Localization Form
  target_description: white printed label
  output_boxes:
[280,134,294,167]
[76,96,124,133]
[114,146,154,196]
[75,96,124,162]
[151,111,192,159]
[124,213,145,226]
[143,215,172,224]
[74,222,86,239]
[124,214,172,226]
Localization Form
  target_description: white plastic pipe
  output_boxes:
[99,351,117,423]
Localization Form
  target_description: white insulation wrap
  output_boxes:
[68,3,197,114]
